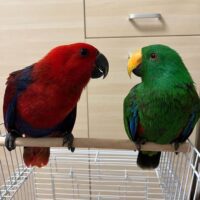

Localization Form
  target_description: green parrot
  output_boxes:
[124,44,200,169]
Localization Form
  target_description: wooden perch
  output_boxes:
[0,136,190,153]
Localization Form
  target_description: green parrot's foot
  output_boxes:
[172,142,180,154]
[63,132,75,152]
[135,138,146,151]
[5,130,19,151]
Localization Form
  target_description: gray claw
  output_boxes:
[5,132,16,151]
[135,138,146,151]
[63,132,75,153]
[173,142,180,154]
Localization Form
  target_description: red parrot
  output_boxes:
[3,43,109,167]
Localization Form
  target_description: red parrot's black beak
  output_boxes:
[92,53,109,79]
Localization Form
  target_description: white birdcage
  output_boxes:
[0,124,199,200]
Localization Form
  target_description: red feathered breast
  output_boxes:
[17,82,83,129]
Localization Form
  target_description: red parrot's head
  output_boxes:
[36,43,109,87]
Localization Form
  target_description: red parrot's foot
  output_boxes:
[5,130,19,151]
[63,132,75,152]
[135,138,146,151]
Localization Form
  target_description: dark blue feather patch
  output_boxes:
[129,106,138,141]
[179,113,196,142]
[5,65,33,130]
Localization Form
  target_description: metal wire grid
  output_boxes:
[158,143,200,200]
[0,125,35,200]
[0,127,199,199]
[34,149,165,200]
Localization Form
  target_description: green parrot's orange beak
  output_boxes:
[128,49,142,77]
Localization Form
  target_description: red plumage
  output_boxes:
[18,44,97,128]
[3,43,109,167]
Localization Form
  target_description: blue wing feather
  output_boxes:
[4,65,33,130]
[16,65,33,91]
[124,85,139,142]
[5,96,17,129]
[176,112,197,143]
[129,106,139,141]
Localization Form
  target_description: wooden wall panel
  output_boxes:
[0,0,84,75]
[85,0,200,38]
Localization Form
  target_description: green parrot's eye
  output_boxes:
[80,48,89,57]
[150,53,157,60]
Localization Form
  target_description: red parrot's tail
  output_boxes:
[23,147,50,167]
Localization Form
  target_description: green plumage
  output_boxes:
[124,44,200,169]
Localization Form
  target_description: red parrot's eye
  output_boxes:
[150,53,157,60]
[80,48,89,57]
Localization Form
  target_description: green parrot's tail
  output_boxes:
[137,151,161,169]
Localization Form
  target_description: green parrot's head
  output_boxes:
[128,44,192,84]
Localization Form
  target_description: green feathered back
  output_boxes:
[137,45,200,143]
[124,44,200,169]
